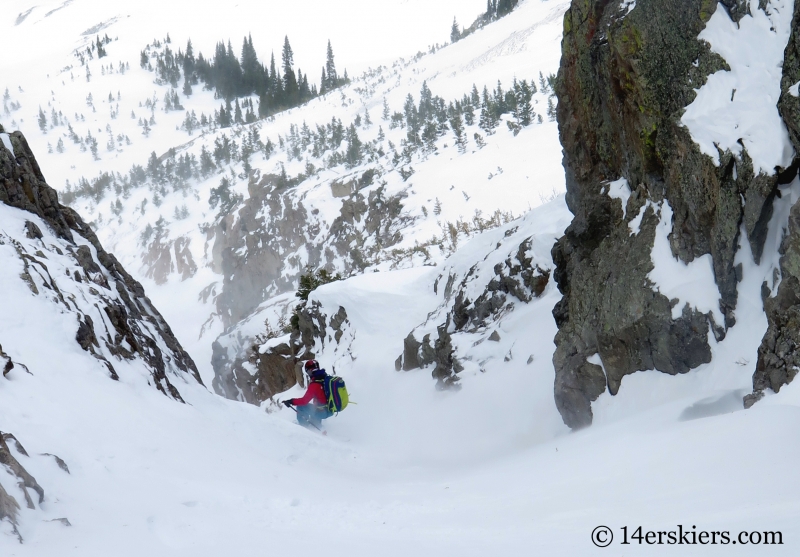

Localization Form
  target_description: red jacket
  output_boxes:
[291,381,326,407]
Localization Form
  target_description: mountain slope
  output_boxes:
[3,0,570,389]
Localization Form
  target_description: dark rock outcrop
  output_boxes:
[1,130,201,398]
[211,302,350,404]
[209,169,408,333]
[398,234,549,388]
[0,431,70,542]
[0,431,42,541]
[552,0,796,428]
[747,0,800,406]
[209,167,409,399]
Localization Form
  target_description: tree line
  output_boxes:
[140,34,349,125]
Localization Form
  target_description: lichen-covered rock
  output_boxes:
[553,0,796,428]
[748,0,800,404]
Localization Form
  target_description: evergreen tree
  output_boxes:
[547,97,557,121]
[208,176,243,216]
[37,107,47,132]
[325,40,338,90]
[234,99,243,124]
[418,81,434,123]
[382,98,390,121]
[184,39,195,79]
[450,109,466,153]
[471,84,480,106]
[269,52,282,101]
[515,79,533,126]
[240,34,261,95]
[258,91,270,118]
[96,36,107,58]
[320,67,328,94]
[282,36,298,106]
[345,124,362,167]
[497,0,518,16]
[450,18,461,43]
[404,94,420,146]
[463,101,475,126]
[479,86,497,133]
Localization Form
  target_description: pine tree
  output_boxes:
[282,36,298,106]
[547,97,557,121]
[37,107,47,132]
[200,144,216,177]
[96,36,107,58]
[479,86,497,133]
[463,101,475,126]
[325,40,338,90]
[184,39,195,79]
[450,111,466,153]
[450,18,461,44]
[404,94,420,146]
[240,34,260,95]
[515,79,533,126]
[345,124,362,167]
[234,99,243,124]
[382,98,390,121]
[418,81,434,123]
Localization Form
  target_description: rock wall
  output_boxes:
[209,168,408,332]
[1,129,201,398]
[552,0,798,428]
[747,0,800,406]
[397,228,553,389]
[208,166,409,399]
[211,301,351,404]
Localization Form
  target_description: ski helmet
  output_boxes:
[304,359,320,373]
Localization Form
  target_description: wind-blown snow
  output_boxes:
[681,0,795,175]
[648,201,724,325]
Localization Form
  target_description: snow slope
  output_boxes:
[2,0,800,553]
[0,0,570,383]
[3,195,800,555]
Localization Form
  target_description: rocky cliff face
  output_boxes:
[207,166,409,398]
[552,0,798,428]
[211,298,351,405]
[397,234,551,388]
[0,127,202,399]
[748,0,800,406]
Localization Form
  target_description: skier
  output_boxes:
[283,360,332,430]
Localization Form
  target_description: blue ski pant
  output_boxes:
[296,404,330,429]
